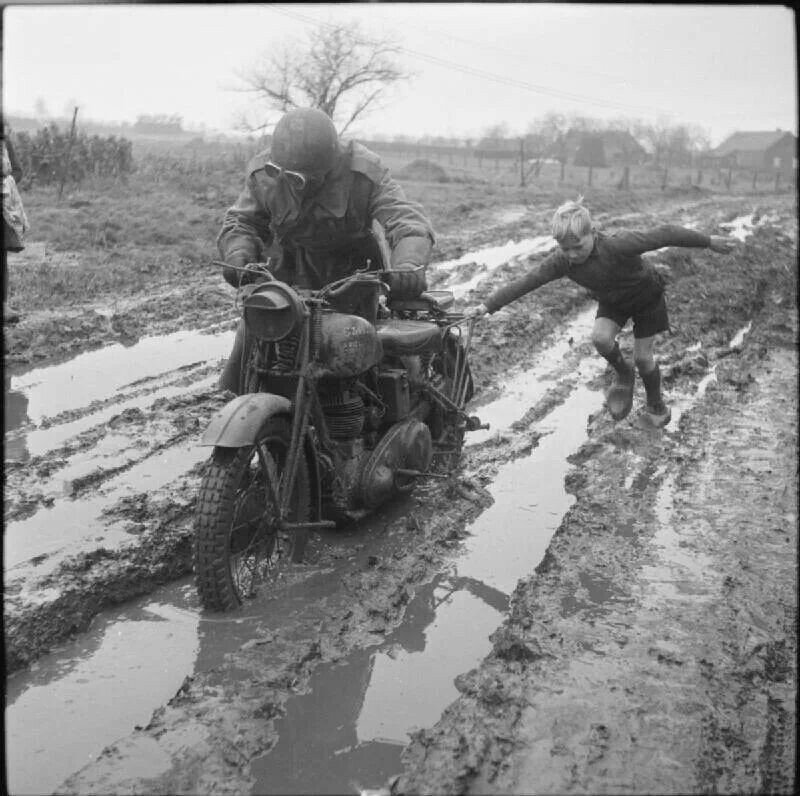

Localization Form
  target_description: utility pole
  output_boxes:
[58,105,79,200]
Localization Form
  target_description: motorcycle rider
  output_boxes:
[217,107,435,393]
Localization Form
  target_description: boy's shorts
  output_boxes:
[596,292,669,339]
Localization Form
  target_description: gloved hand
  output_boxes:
[222,253,272,288]
[222,252,252,288]
[385,263,427,300]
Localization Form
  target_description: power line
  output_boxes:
[264,4,674,118]
[398,18,639,89]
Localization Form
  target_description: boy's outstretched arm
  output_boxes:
[477,251,568,315]
[610,225,733,257]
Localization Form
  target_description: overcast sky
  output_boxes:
[2,3,797,145]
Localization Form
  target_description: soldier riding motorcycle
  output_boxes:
[193,108,484,610]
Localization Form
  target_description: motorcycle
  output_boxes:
[193,250,485,611]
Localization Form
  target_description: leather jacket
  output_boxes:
[218,141,435,289]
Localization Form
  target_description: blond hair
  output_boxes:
[551,196,592,241]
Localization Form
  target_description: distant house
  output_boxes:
[708,130,797,175]
[562,129,647,166]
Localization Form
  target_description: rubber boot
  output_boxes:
[603,343,635,421]
[639,364,671,428]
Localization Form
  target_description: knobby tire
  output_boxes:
[193,417,310,611]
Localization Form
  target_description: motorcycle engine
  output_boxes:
[360,419,432,509]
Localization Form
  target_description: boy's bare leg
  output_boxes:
[593,318,635,420]
[634,334,671,426]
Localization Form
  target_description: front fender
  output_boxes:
[200,393,292,447]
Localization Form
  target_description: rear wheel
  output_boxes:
[428,340,470,473]
[193,417,310,611]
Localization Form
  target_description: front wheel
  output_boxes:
[193,417,311,611]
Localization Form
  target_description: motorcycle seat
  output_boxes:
[388,290,455,313]
[376,319,443,356]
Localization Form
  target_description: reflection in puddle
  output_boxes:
[8,327,233,425]
[468,307,596,446]
[357,585,505,744]
[254,384,603,792]
[5,581,201,796]
[251,575,506,795]
[13,373,218,461]
[460,383,603,594]
[5,439,207,572]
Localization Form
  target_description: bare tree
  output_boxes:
[235,22,408,136]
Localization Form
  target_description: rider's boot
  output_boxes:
[602,343,635,421]
[639,364,671,427]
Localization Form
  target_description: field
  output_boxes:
[4,141,797,794]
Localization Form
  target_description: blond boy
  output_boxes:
[468,199,734,426]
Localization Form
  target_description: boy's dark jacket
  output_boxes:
[484,225,711,313]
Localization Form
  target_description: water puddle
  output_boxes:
[4,328,233,463]
[251,380,604,793]
[5,580,202,796]
[729,320,752,350]
[5,438,207,573]
[251,573,506,795]
[9,328,232,425]
[468,306,596,445]
[12,373,218,462]
[720,212,778,242]
[433,235,554,300]
[459,382,603,593]
[5,270,752,793]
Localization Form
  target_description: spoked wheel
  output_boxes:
[431,419,466,474]
[193,417,310,611]
[428,338,472,473]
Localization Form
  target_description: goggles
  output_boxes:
[263,160,307,191]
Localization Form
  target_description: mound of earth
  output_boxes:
[397,159,450,183]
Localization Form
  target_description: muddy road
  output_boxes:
[4,190,797,794]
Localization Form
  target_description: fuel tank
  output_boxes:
[315,311,383,378]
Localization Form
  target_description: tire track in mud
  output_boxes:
[4,199,796,793]
[4,328,237,671]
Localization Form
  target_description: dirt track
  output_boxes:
[4,189,797,794]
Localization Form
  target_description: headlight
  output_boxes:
[242,281,304,341]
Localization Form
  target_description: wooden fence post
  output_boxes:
[661,167,669,190]
[58,105,79,200]
[774,171,780,191]
[726,166,733,190]
[560,161,565,182]
[752,171,758,190]
[587,165,593,186]
[696,169,703,185]
[519,138,526,187]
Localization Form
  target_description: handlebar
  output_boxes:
[214,260,430,306]
[319,268,391,300]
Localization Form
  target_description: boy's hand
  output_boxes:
[709,235,736,254]
[465,303,488,320]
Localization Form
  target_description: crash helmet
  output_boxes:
[270,108,338,176]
